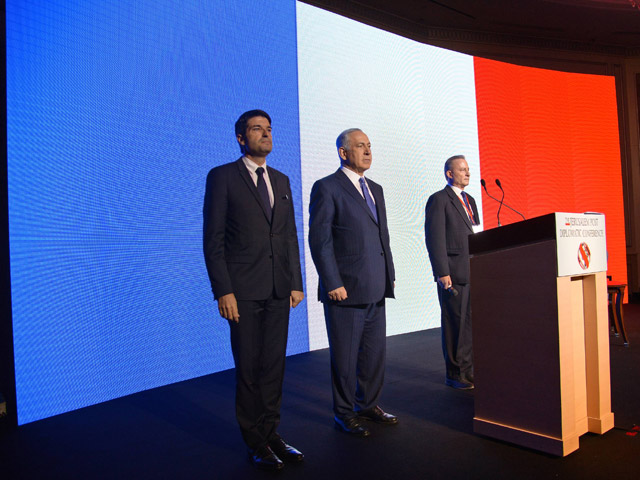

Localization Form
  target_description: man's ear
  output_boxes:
[237,133,245,146]
[338,147,348,161]
[445,170,452,180]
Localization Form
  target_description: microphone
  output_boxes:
[481,179,526,224]
[481,178,501,227]
[447,285,459,297]
[495,179,505,227]
[480,178,496,200]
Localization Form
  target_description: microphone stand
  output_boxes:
[481,179,526,224]
[495,179,505,227]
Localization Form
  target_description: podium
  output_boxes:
[469,212,614,456]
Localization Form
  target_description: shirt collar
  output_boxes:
[449,184,464,197]
[242,156,268,173]
[341,165,365,183]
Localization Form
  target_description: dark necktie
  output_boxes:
[359,177,378,222]
[255,167,272,218]
[461,191,476,225]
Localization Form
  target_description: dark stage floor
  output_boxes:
[2,305,639,479]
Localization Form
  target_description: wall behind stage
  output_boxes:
[6,1,626,424]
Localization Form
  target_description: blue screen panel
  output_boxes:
[7,0,307,424]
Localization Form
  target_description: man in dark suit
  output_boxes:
[308,128,397,437]
[424,155,480,390]
[203,110,304,470]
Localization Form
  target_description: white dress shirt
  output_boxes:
[450,185,481,232]
[243,156,274,207]
[340,166,375,204]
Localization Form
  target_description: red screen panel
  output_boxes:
[474,57,627,288]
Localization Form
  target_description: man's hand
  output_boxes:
[290,290,304,308]
[218,293,240,323]
[437,275,452,290]
[327,286,348,302]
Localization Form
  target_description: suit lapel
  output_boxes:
[470,195,479,226]
[235,158,272,224]
[368,181,385,226]
[445,186,473,231]
[335,169,379,224]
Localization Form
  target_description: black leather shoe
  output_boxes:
[268,437,304,463]
[334,416,370,436]
[248,445,284,471]
[445,377,474,390]
[358,406,398,424]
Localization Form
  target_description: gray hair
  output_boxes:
[444,154,465,180]
[336,128,363,152]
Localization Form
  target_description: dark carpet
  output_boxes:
[1,304,639,479]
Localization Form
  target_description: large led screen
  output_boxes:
[6,0,626,424]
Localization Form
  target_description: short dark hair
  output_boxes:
[444,154,465,178]
[235,109,271,137]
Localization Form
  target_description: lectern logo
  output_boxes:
[577,242,591,270]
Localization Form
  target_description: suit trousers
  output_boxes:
[229,296,290,450]
[324,300,386,420]
[437,283,473,381]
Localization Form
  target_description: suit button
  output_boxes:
[381,252,384,256]
[270,233,274,237]
[269,255,273,259]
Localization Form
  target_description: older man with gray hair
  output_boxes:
[308,128,397,437]
[424,154,479,390]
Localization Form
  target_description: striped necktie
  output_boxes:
[359,177,378,222]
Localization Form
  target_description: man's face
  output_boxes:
[339,130,372,175]
[446,158,470,189]
[237,116,272,160]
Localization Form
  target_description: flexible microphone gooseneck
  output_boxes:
[494,179,505,226]
[481,179,526,222]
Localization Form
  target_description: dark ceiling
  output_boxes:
[303,0,640,55]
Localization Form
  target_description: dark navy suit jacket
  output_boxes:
[424,185,479,285]
[308,169,395,305]
[203,158,303,301]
